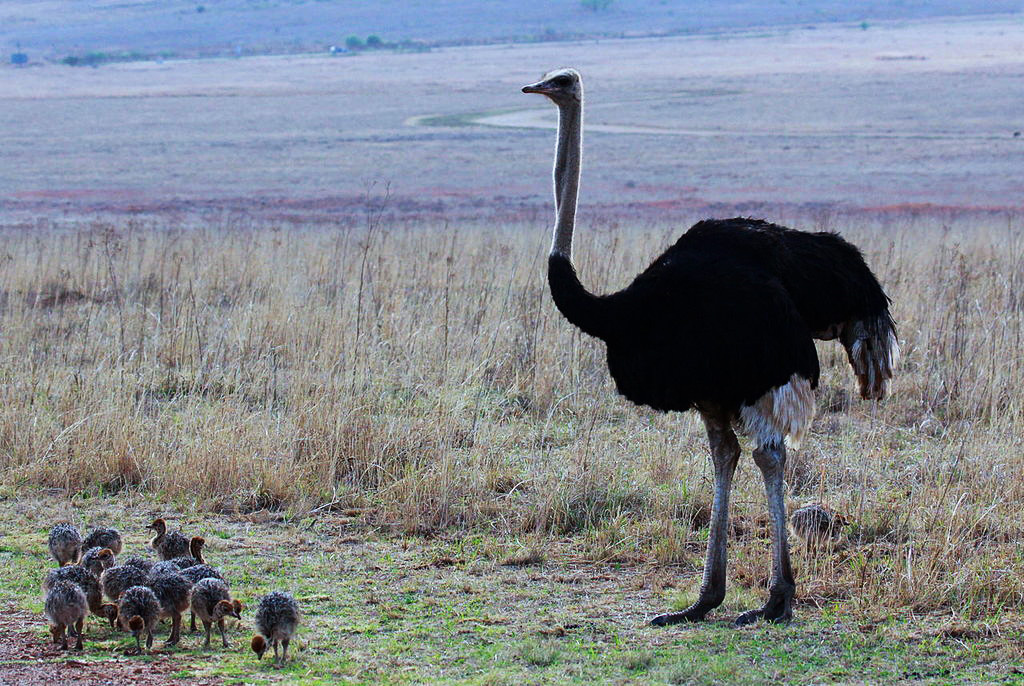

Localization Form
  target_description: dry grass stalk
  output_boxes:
[1,211,1022,617]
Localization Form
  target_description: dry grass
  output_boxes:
[1,209,1022,621]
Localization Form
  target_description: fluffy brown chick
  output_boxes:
[43,564,103,617]
[147,518,191,560]
[79,547,116,578]
[790,503,848,549]
[45,580,87,650]
[190,578,241,649]
[146,567,193,646]
[47,523,82,567]
[83,527,123,556]
[168,536,206,570]
[100,564,149,618]
[114,585,160,654]
[252,591,299,664]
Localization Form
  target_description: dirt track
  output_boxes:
[470,105,1016,141]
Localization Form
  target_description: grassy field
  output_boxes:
[2,492,1022,684]
[1,209,1023,682]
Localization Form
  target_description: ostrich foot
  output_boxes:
[649,603,713,626]
[734,593,793,626]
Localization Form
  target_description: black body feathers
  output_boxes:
[547,218,894,413]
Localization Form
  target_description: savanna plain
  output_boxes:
[2,13,1024,686]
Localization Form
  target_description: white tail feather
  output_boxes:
[844,315,899,400]
[739,374,816,449]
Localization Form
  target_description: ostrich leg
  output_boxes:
[651,411,739,625]
[168,612,182,646]
[735,440,795,625]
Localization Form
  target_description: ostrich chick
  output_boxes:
[147,518,191,560]
[48,523,82,567]
[45,580,87,650]
[114,585,160,653]
[100,564,149,620]
[790,503,847,548]
[169,536,207,570]
[44,564,103,617]
[80,547,116,578]
[121,555,154,574]
[83,527,123,556]
[181,561,226,632]
[147,568,193,646]
[190,578,242,649]
[252,591,299,664]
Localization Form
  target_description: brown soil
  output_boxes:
[0,607,221,686]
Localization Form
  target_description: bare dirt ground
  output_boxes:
[0,608,222,686]
[1,15,1022,225]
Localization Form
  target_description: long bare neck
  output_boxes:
[544,91,611,340]
[551,99,582,258]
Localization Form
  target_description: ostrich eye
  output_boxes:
[551,75,572,87]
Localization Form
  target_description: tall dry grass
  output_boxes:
[1,209,1022,618]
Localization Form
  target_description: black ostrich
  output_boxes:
[522,68,897,625]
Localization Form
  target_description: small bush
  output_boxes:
[345,35,364,50]
[366,35,382,48]
[60,51,148,67]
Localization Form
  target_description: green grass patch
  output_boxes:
[2,493,1021,684]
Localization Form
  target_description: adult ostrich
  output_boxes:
[522,68,897,625]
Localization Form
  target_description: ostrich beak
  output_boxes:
[522,81,550,95]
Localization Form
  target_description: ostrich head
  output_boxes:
[252,634,268,660]
[522,68,582,105]
[126,614,144,634]
[189,535,206,561]
[215,599,242,621]
[101,602,119,628]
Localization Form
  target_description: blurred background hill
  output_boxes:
[3,0,1021,59]
[1,3,1021,221]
